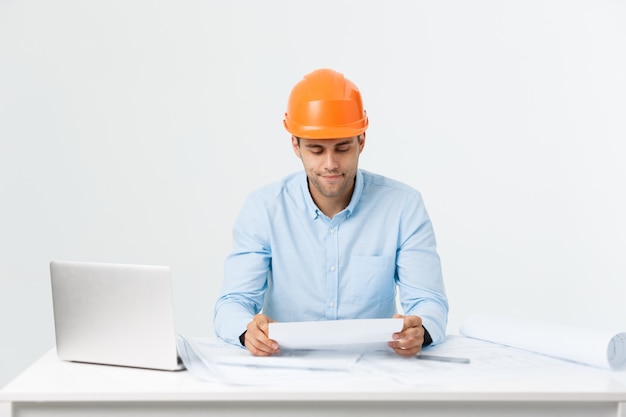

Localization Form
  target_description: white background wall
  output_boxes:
[1,0,625,388]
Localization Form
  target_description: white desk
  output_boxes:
[2,346,626,417]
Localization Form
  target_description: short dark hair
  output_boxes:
[294,135,363,146]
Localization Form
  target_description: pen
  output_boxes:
[416,354,471,364]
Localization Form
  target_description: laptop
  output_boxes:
[50,260,185,371]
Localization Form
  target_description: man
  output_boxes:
[214,68,448,357]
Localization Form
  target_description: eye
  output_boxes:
[336,147,350,153]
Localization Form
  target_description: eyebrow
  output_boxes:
[304,140,354,149]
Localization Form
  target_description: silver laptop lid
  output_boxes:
[50,261,183,371]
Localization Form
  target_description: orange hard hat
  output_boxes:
[283,69,368,139]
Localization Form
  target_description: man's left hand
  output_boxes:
[388,314,424,356]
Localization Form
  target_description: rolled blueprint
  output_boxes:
[460,313,626,370]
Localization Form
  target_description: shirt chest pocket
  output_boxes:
[345,255,396,306]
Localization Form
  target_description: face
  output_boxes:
[292,135,365,204]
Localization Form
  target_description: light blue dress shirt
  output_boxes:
[214,169,448,346]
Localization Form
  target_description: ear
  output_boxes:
[358,133,366,154]
[291,136,302,158]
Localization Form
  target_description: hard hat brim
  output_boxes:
[283,112,368,139]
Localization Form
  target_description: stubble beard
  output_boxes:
[309,172,354,199]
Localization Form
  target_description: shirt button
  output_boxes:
[329,228,336,234]
[329,302,335,308]
[330,266,336,272]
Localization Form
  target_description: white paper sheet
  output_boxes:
[358,334,599,385]
[178,333,617,387]
[198,339,361,370]
[268,318,404,349]
[176,335,363,385]
[459,313,626,370]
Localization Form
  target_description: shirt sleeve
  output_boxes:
[396,193,449,345]
[213,193,271,346]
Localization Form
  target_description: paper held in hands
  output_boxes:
[269,318,404,349]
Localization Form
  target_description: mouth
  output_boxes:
[320,174,343,182]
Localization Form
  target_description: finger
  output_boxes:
[397,325,420,338]
[392,320,420,342]
[388,336,423,355]
[402,315,422,331]
[246,315,280,356]
[391,344,422,356]
[246,331,280,356]
[388,326,424,356]
[252,314,271,335]
[388,337,421,351]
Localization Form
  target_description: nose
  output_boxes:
[324,151,339,171]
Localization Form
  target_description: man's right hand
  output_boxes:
[244,314,280,356]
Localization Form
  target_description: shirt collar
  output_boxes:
[344,169,363,217]
[300,169,364,220]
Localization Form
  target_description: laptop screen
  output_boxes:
[50,261,183,371]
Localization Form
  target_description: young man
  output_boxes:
[214,68,448,357]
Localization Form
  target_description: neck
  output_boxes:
[309,180,355,219]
